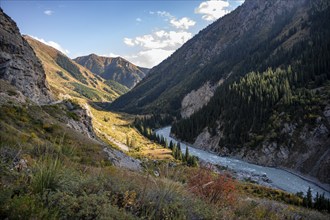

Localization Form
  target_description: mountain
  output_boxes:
[0,8,52,104]
[1,6,330,219]
[110,0,321,115]
[171,0,330,184]
[112,0,330,184]
[74,54,149,89]
[24,36,123,102]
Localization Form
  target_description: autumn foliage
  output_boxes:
[187,166,237,207]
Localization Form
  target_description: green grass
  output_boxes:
[105,79,129,95]
[0,101,329,219]
[71,82,102,101]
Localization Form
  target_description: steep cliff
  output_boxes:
[0,8,52,104]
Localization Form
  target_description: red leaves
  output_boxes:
[187,167,237,207]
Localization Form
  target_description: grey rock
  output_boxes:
[0,9,53,104]
[103,147,141,171]
[181,81,218,118]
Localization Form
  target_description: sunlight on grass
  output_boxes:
[87,103,173,160]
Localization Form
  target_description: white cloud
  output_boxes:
[124,49,174,68]
[109,53,120,57]
[150,10,174,21]
[124,11,196,68]
[124,38,135,47]
[170,17,196,30]
[136,18,142,22]
[30,35,70,55]
[195,0,230,21]
[44,10,54,16]
[123,29,192,68]
[123,30,192,50]
[101,53,120,58]
[156,11,174,19]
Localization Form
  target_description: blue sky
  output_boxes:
[1,0,244,68]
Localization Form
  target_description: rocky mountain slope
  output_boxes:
[0,8,145,172]
[0,8,52,104]
[110,0,312,115]
[1,6,330,219]
[110,0,330,184]
[74,54,149,89]
[172,0,330,183]
[24,36,123,102]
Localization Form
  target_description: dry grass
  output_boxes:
[87,103,173,160]
[25,36,119,102]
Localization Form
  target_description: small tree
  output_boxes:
[185,147,189,162]
[306,187,313,208]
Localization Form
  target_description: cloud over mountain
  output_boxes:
[195,0,230,21]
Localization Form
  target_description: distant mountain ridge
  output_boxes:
[24,36,123,102]
[74,54,149,89]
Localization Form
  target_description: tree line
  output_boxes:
[172,4,330,150]
[298,187,330,213]
[134,117,198,167]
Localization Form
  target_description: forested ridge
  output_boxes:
[110,0,316,115]
[172,2,330,149]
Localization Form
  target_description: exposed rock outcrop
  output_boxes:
[62,101,96,139]
[0,9,52,104]
[181,81,218,118]
[194,128,221,152]
[103,147,141,171]
[193,109,330,184]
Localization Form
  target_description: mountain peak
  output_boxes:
[74,54,149,89]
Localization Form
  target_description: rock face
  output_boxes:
[181,81,219,118]
[65,102,96,140]
[0,9,52,104]
[74,54,149,89]
[103,147,141,171]
[194,109,330,184]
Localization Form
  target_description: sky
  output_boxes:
[1,0,245,68]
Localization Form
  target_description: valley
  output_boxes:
[1,0,330,219]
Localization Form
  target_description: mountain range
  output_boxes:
[111,0,330,183]
[1,3,330,219]
[74,54,149,89]
[24,36,127,102]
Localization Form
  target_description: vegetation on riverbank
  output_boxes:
[1,101,329,219]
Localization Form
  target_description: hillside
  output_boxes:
[74,54,149,89]
[111,0,319,115]
[0,9,52,104]
[109,0,330,184]
[24,36,123,102]
[171,0,330,184]
[1,4,330,220]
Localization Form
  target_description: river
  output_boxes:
[156,126,330,198]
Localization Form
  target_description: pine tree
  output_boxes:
[307,187,313,208]
[185,147,189,162]
[169,141,174,150]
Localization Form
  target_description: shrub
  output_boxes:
[31,157,64,194]
[187,167,237,207]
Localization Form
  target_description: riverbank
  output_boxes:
[167,127,330,193]
[279,168,330,193]
[156,126,330,198]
